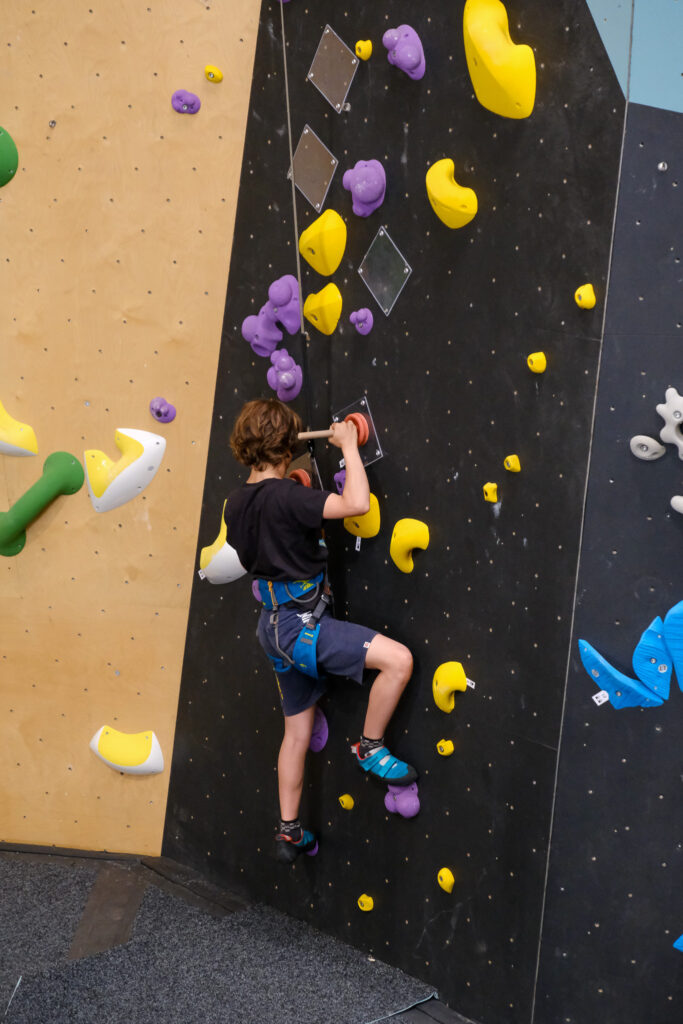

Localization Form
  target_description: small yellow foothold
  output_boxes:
[299,210,347,277]
[527,352,547,374]
[339,794,355,810]
[503,454,521,472]
[433,662,468,713]
[483,482,498,503]
[575,283,596,309]
[437,739,454,756]
[355,40,372,61]
[204,64,223,83]
[358,894,374,911]
[389,518,430,573]
[438,867,455,893]
[303,283,343,335]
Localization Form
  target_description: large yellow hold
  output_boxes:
[389,518,430,573]
[344,493,380,539]
[89,725,164,775]
[463,0,536,119]
[299,210,347,276]
[303,283,342,335]
[425,159,478,229]
[433,661,468,713]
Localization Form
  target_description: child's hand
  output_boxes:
[328,419,358,449]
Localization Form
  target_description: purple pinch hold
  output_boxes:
[384,781,420,819]
[267,274,301,335]
[242,303,283,358]
[149,396,176,423]
[252,579,262,602]
[333,469,346,495]
[382,25,426,81]
[266,347,303,402]
[349,308,374,336]
[342,159,386,218]
[309,706,329,752]
[171,89,201,114]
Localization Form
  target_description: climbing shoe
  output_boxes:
[351,742,418,786]
[275,829,319,864]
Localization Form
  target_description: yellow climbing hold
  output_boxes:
[89,725,164,775]
[390,518,430,573]
[463,0,536,119]
[339,793,355,810]
[438,867,455,893]
[204,65,223,82]
[344,493,380,539]
[0,398,38,456]
[303,283,343,335]
[355,40,372,61]
[433,661,468,713]
[425,159,478,229]
[200,499,228,571]
[358,894,374,911]
[299,210,347,277]
[437,739,454,756]
[527,352,546,373]
[483,482,498,502]
[575,283,596,309]
[84,430,144,498]
[503,454,521,472]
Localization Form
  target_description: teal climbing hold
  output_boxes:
[577,639,664,709]
[0,126,18,188]
[631,616,672,700]
[662,601,683,693]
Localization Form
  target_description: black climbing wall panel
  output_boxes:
[535,102,683,1024]
[164,3,624,1022]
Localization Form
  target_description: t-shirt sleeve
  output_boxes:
[279,480,331,528]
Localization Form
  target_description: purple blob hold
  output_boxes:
[349,308,374,336]
[384,781,420,819]
[252,579,262,602]
[309,705,329,753]
[342,160,386,218]
[149,396,176,423]
[171,89,201,114]
[382,25,425,81]
[267,274,301,335]
[266,348,303,402]
[242,303,283,358]
[333,469,346,495]
[306,840,319,857]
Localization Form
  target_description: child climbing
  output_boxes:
[226,398,417,864]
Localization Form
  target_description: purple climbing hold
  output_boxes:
[382,25,426,81]
[384,781,420,819]
[267,348,303,402]
[171,89,201,114]
[252,579,262,602]
[342,160,386,218]
[309,705,329,753]
[242,304,283,358]
[267,274,301,335]
[349,308,374,336]
[149,397,176,423]
[333,469,346,495]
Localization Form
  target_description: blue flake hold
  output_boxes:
[578,640,664,709]
[663,601,683,694]
[674,934,683,953]
[632,616,672,700]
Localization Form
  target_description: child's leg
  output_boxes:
[278,703,316,821]
[362,634,413,738]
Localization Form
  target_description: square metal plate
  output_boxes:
[307,25,359,113]
[358,227,412,315]
[288,124,338,212]
[332,395,383,469]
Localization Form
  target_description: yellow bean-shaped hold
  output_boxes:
[339,794,355,810]
[438,867,455,893]
[205,65,223,82]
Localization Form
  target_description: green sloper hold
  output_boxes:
[0,451,84,556]
[0,127,19,188]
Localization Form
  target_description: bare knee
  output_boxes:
[394,644,413,684]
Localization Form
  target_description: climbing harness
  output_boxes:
[256,571,332,679]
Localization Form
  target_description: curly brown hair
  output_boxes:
[229,398,302,469]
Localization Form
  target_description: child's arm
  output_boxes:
[322,420,370,519]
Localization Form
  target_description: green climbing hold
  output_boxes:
[0,126,19,188]
[0,451,84,556]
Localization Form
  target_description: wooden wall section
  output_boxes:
[1,0,260,854]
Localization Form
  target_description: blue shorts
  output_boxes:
[257,605,377,717]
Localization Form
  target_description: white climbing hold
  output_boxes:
[629,434,666,460]
[656,387,683,459]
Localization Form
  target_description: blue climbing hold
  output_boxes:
[674,934,683,953]
[662,601,683,693]
[631,616,672,700]
[577,640,664,709]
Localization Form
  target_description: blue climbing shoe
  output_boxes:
[275,828,319,864]
[351,742,418,786]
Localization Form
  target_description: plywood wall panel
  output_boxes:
[1,0,260,853]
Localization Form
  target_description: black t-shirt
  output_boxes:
[224,478,332,581]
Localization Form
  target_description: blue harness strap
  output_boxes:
[256,573,324,611]
[256,571,329,680]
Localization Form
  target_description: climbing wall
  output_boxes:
[164,3,626,1021]
[0,1,260,854]
[534,101,683,1023]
